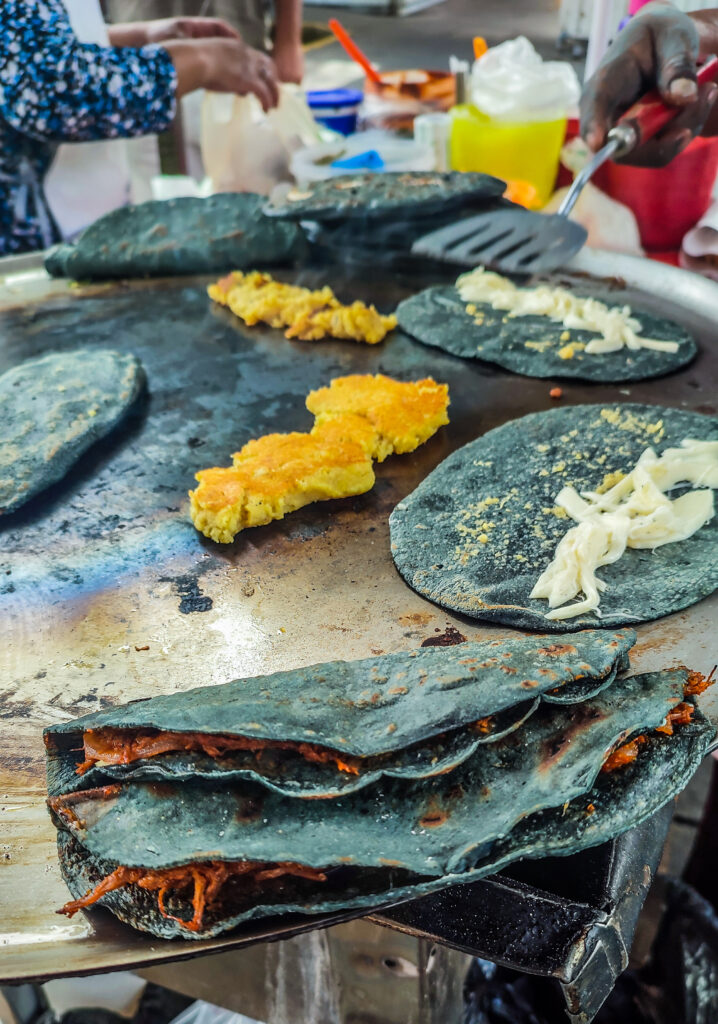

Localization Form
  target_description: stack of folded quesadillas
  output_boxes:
[45,630,714,939]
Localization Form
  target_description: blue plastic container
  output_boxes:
[306,89,364,136]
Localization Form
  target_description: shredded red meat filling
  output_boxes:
[58,859,328,932]
[74,728,362,777]
[685,665,716,697]
[600,670,712,775]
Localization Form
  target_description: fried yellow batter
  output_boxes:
[190,374,450,543]
[208,271,397,344]
[190,416,377,544]
[307,374,450,462]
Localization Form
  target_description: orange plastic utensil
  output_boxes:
[328,18,383,86]
[473,36,488,60]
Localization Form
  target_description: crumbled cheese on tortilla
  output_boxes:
[598,407,663,436]
[530,439,718,620]
[457,267,680,356]
[558,342,585,360]
[596,470,626,494]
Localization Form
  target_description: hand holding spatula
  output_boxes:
[414,56,718,275]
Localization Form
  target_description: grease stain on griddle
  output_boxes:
[161,573,213,614]
[421,626,467,648]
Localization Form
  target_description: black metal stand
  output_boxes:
[373,803,674,1023]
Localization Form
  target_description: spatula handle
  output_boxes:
[328,18,383,85]
[612,55,718,153]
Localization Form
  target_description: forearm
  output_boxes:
[0,0,177,142]
[162,39,207,98]
[274,0,303,46]
[106,23,152,48]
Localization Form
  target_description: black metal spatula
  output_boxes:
[413,56,718,275]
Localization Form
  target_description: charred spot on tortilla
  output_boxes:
[45,630,635,800]
[390,403,718,631]
[0,350,144,515]
[44,193,306,280]
[396,285,696,382]
[263,171,506,222]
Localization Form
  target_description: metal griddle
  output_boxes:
[1,250,717,1009]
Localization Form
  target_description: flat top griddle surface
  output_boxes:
[1,259,717,982]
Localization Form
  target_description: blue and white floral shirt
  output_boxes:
[0,1,177,255]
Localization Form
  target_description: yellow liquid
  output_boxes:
[450,105,567,209]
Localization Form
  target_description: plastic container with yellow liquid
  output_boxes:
[450,37,579,209]
[450,105,567,208]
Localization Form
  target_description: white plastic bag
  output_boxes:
[169,998,264,1024]
[471,36,580,121]
[681,201,718,280]
[201,86,322,196]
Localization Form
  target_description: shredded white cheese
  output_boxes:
[530,439,718,620]
[456,267,679,355]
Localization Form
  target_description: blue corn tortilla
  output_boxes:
[61,698,543,800]
[390,403,718,632]
[45,630,634,799]
[396,285,697,382]
[0,350,144,516]
[263,172,506,222]
[50,670,712,939]
[44,194,306,280]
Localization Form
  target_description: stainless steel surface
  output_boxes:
[1,250,717,984]
[557,134,624,217]
[566,246,718,320]
[412,205,588,274]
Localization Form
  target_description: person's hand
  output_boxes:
[203,40,280,110]
[580,1,718,166]
[166,36,280,111]
[272,35,304,84]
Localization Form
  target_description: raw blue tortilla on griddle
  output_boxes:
[396,285,696,382]
[0,350,144,515]
[44,193,306,280]
[48,669,713,939]
[390,403,718,632]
